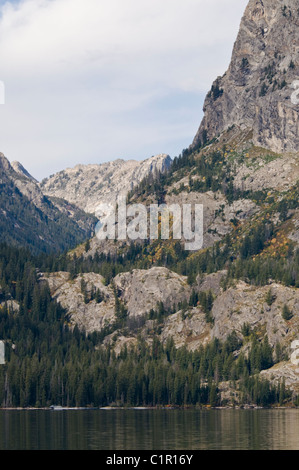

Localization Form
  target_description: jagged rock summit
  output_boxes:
[11,160,37,182]
[0,152,11,172]
[192,0,299,154]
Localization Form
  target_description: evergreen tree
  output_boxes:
[282,304,293,321]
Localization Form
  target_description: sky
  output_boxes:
[0,0,248,181]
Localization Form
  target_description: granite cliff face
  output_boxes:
[114,267,190,317]
[42,272,116,334]
[192,0,299,154]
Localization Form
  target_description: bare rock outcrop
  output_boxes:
[40,154,172,214]
[191,0,299,154]
[42,272,116,334]
[166,189,258,248]
[114,267,190,317]
[160,308,212,351]
[0,153,11,172]
[211,281,299,349]
[260,362,299,394]
[11,161,37,182]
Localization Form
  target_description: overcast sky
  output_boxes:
[0,0,248,180]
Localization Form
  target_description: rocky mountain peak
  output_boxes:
[0,153,12,172]
[40,153,172,214]
[191,0,299,153]
[11,161,37,182]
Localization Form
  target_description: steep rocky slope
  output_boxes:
[166,127,299,249]
[114,267,190,317]
[42,272,115,334]
[11,160,37,182]
[191,0,299,154]
[0,153,96,253]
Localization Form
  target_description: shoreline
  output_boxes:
[0,405,298,411]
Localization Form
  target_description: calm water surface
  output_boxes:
[0,409,299,450]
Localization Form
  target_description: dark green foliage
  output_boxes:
[127,169,168,204]
[241,323,252,338]
[112,283,128,323]
[95,289,104,304]
[128,142,269,207]
[208,81,224,101]
[278,200,289,222]
[262,62,277,83]
[189,289,199,307]
[282,5,288,16]
[239,376,288,407]
[240,223,274,260]
[42,215,299,293]
[282,304,293,321]
[241,57,249,71]
[279,79,287,89]
[260,83,268,96]
[168,147,270,206]
[198,291,214,324]
[265,288,276,306]
[248,336,274,374]
[0,243,287,408]
[149,302,168,322]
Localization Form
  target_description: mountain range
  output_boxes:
[0,152,172,253]
[40,153,172,214]
[0,0,299,408]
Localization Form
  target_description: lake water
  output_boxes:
[0,408,299,450]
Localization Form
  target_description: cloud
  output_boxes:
[0,0,248,180]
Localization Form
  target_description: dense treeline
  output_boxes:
[0,243,292,408]
[0,311,288,408]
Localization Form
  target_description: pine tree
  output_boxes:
[95,289,103,303]
[261,336,274,370]
[282,304,293,321]
[265,288,275,306]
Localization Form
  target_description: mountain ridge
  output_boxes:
[0,153,96,254]
[11,160,37,183]
[40,153,172,214]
